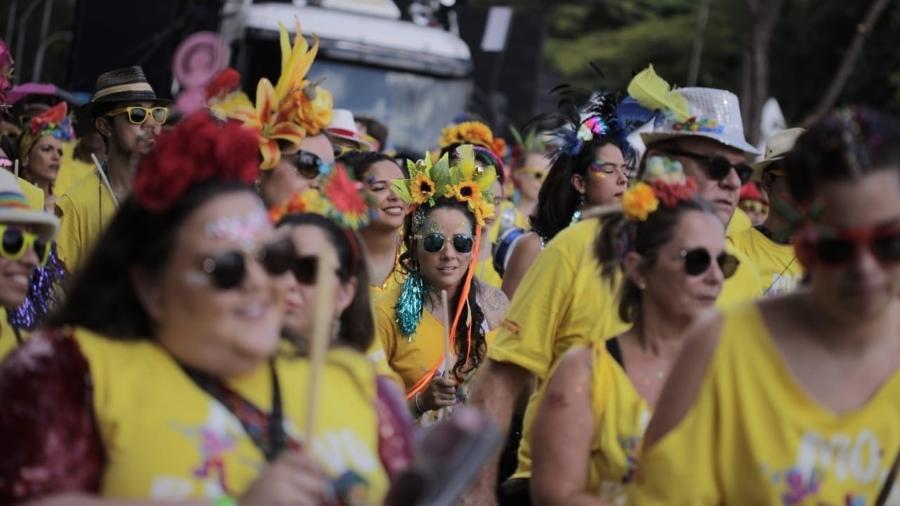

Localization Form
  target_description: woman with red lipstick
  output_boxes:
[632,108,900,504]
[529,160,735,506]
[0,113,384,505]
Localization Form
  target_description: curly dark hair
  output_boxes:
[399,197,487,382]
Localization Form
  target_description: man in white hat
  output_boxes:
[463,80,765,506]
[0,170,59,359]
[326,109,372,156]
[731,128,806,295]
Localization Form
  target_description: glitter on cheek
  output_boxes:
[204,210,269,243]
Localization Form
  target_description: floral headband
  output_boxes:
[621,155,698,221]
[392,144,497,228]
[218,20,333,171]
[439,121,506,160]
[551,91,636,164]
[267,163,374,230]
[19,102,75,159]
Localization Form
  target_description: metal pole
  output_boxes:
[32,31,72,82]
[39,0,54,49]
[687,0,712,86]
[15,0,47,79]
[5,0,19,52]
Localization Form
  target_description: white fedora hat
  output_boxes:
[326,109,372,152]
[0,170,59,239]
[752,127,805,179]
[640,87,760,156]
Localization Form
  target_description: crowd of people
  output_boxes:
[0,19,897,506]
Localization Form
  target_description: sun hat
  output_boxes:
[751,127,805,179]
[326,109,372,152]
[87,66,170,117]
[0,169,59,239]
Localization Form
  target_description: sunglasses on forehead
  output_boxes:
[105,106,169,126]
[418,233,475,254]
[291,150,332,180]
[680,248,740,279]
[796,225,900,267]
[661,148,753,185]
[188,237,295,290]
[0,225,50,266]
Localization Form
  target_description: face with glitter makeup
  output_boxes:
[145,192,290,377]
[415,206,475,293]
[572,143,629,206]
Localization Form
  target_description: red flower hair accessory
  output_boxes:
[651,178,697,208]
[134,111,260,213]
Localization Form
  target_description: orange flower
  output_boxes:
[231,78,306,170]
[439,121,494,149]
[621,182,659,221]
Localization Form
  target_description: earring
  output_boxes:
[570,193,585,225]
[396,268,425,340]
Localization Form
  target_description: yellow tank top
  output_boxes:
[631,303,900,505]
[581,342,651,504]
[73,328,388,503]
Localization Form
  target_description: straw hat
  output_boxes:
[87,66,170,117]
[751,128,805,179]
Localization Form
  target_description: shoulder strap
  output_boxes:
[605,337,625,370]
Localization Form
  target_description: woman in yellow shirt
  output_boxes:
[633,108,900,505]
[500,92,633,298]
[376,146,509,422]
[529,159,737,506]
[0,113,384,505]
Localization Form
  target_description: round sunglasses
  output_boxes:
[796,225,900,267]
[105,106,169,126]
[0,226,50,266]
[662,148,753,185]
[291,150,332,180]
[419,233,475,254]
[190,237,295,290]
[679,248,740,279]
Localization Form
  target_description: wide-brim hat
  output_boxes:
[751,127,805,179]
[326,109,372,151]
[640,87,760,156]
[0,170,59,239]
[86,66,171,117]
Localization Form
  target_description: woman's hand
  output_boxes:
[418,375,458,413]
[239,449,329,506]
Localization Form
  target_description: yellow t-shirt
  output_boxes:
[0,308,24,361]
[580,342,651,504]
[731,227,803,296]
[476,201,530,289]
[56,170,116,272]
[727,207,753,236]
[17,177,45,212]
[631,303,900,505]
[475,257,503,289]
[56,143,95,197]
[74,328,388,503]
[494,217,763,479]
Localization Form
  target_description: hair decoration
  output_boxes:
[268,163,374,230]
[392,145,497,228]
[134,111,260,213]
[219,19,333,170]
[548,91,636,164]
[19,102,76,160]
[626,64,690,122]
[620,155,697,221]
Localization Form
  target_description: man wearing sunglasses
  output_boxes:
[731,128,806,295]
[0,170,59,360]
[56,66,170,271]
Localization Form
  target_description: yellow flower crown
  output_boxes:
[439,121,495,150]
[392,145,497,227]
[216,19,333,170]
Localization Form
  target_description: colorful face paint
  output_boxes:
[204,210,268,243]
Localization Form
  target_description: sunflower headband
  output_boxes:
[621,155,698,222]
[219,19,333,170]
[439,121,506,162]
[268,163,374,230]
[392,144,497,228]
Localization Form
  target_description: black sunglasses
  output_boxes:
[291,150,332,180]
[195,237,295,290]
[419,233,475,254]
[662,148,753,185]
[680,248,740,279]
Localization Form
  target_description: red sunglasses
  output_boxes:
[795,224,900,267]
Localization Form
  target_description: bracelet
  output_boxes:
[414,392,425,415]
[213,496,238,506]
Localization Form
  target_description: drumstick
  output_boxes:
[304,251,337,442]
[442,289,452,375]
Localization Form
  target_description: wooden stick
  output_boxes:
[578,203,623,221]
[13,159,18,178]
[91,153,120,209]
[304,251,337,442]
[441,289,452,374]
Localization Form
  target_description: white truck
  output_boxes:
[220,0,474,156]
